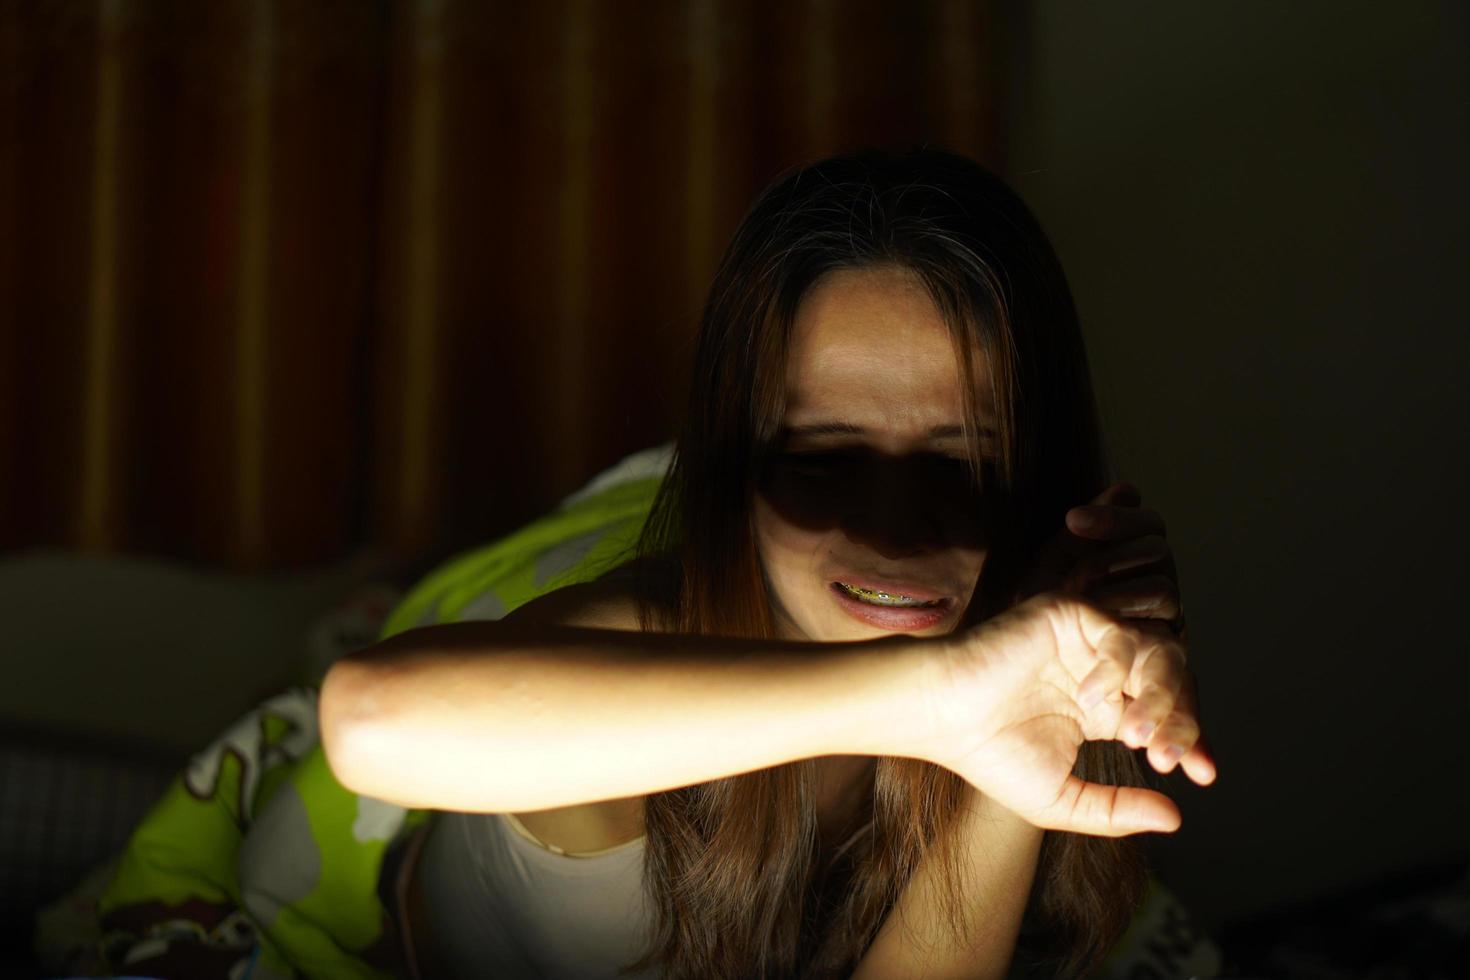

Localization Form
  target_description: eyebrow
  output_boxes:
[783,422,994,440]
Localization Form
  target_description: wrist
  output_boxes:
[841,632,954,760]
[965,783,1046,838]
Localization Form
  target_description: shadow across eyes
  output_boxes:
[756,447,1000,553]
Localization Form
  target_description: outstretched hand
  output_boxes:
[1015,481,1213,771]
[907,592,1216,837]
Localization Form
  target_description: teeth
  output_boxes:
[837,583,943,608]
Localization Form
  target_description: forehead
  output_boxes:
[784,266,988,430]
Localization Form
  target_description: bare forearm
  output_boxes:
[321,622,931,811]
[852,790,1044,980]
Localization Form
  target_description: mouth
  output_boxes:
[833,582,946,607]
[829,580,955,631]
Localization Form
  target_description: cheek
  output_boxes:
[959,543,989,584]
[753,494,829,589]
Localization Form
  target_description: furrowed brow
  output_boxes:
[784,422,864,437]
[783,422,994,440]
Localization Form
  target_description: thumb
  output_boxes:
[1039,776,1182,836]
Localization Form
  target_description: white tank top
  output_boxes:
[414,809,661,980]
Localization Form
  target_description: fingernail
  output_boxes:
[1159,744,1182,765]
[1081,687,1104,710]
[1071,510,1096,530]
[1137,722,1155,742]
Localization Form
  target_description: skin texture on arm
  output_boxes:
[319,580,934,812]
[851,788,1044,980]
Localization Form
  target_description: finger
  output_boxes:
[1066,504,1167,542]
[1063,534,1170,593]
[1088,481,1141,508]
[1172,675,1217,785]
[1069,615,1137,699]
[1037,775,1182,836]
[1076,656,1127,712]
[1072,617,1148,742]
[1064,599,1148,684]
[1088,573,1181,623]
[1179,738,1218,786]
[1120,636,1187,749]
[1075,658,1129,740]
[1034,483,1145,579]
[1147,705,1202,777]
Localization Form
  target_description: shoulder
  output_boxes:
[501,554,680,633]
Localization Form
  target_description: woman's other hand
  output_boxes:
[906,592,1217,837]
[1017,481,1185,638]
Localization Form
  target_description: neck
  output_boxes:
[813,755,875,835]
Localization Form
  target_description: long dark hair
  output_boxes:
[625,147,1148,979]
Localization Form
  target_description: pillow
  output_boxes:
[378,442,673,640]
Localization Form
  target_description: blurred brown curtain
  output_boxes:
[0,0,1007,572]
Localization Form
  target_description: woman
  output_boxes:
[323,147,1216,980]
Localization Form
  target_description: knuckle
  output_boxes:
[1044,589,1102,621]
[1027,590,1072,623]
[1032,588,1071,609]
[1138,680,1170,703]
[1162,645,1189,689]
[1161,714,1199,747]
[1138,642,1185,692]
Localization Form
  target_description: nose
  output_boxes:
[840,455,949,559]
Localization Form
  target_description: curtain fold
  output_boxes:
[2,0,1004,571]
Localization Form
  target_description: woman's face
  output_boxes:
[754,264,995,642]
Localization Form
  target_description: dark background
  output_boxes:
[1007,1,1469,938]
[2,0,1466,975]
